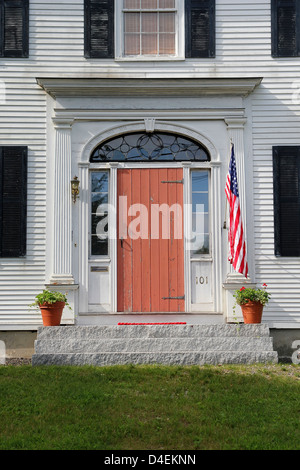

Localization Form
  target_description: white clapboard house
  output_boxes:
[0,0,299,360]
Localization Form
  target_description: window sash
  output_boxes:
[116,0,184,59]
[124,10,176,56]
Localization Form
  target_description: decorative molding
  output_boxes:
[37,77,263,99]
[52,118,74,129]
[144,118,156,133]
[224,117,247,129]
[53,108,246,122]
[223,271,254,289]
[81,121,219,164]
[45,283,79,290]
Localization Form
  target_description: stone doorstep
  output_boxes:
[35,324,272,340]
[34,336,275,354]
[31,324,279,366]
[32,351,279,367]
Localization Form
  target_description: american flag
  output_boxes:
[225,144,248,278]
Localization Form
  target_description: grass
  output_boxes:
[0,363,299,450]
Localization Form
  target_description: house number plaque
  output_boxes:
[195,276,209,285]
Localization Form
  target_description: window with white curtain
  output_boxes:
[116,0,184,59]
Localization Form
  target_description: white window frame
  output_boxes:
[115,0,185,60]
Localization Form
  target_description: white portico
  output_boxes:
[38,77,261,325]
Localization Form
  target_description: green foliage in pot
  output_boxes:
[30,289,71,309]
[233,284,271,306]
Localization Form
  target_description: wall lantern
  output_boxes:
[71,176,80,203]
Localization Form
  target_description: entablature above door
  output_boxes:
[37,77,263,99]
[38,77,261,132]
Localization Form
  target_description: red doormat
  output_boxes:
[118,322,187,325]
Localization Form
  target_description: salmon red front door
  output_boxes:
[117,169,185,313]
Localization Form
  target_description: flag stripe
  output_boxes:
[225,144,248,278]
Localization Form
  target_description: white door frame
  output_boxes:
[78,122,222,315]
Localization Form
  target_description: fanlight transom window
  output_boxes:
[90,132,210,162]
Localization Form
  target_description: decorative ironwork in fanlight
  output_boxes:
[90,132,210,162]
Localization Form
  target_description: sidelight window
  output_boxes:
[191,170,210,256]
[90,171,109,256]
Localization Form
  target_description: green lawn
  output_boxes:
[0,364,299,450]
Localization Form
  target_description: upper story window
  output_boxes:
[271,0,300,57]
[0,0,29,58]
[84,0,215,60]
[119,0,180,59]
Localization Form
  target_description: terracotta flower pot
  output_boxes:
[39,301,65,326]
[241,301,263,324]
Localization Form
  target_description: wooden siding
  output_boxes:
[0,0,299,326]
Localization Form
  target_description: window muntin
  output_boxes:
[191,171,210,256]
[90,171,109,257]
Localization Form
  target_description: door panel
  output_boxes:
[117,168,184,313]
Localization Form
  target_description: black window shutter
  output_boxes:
[185,0,215,58]
[84,0,114,58]
[0,146,27,257]
[273,147,300,257]
[0,0,29,58]
[271,0,300,57]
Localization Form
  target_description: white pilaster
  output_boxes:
[78,162,89,311]
[223,118,253,321]
[210,160,222,313]
[224,118,250,280]
[50,120,74,285]
[225,118,247,235]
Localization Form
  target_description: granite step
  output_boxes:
[34,324,273,340]
[32,351,278,366]
[32,324,278,366]
[34,336,274,354]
